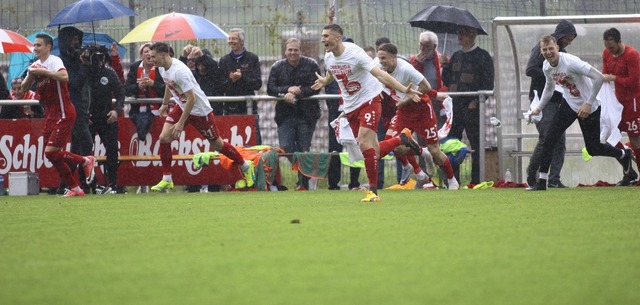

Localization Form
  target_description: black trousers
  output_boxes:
[538,101,621,175]
[90,120,120,187]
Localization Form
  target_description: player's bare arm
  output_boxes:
[371,66,421,102]
[159,86,171,118]
[312,71,334,90]
[170,89,195,139]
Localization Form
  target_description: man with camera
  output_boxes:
[83,45,126,194]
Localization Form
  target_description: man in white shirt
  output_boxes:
[148,42,254,192]
[312,24,422,202]
[376,43,459,190]
[527,35,632,191]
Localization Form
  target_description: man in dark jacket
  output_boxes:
[58,26,93,192]
[218,28,263,143]
[525,20,577,188]
[194,51,226,115]
[85,46,126,193]
[441,26,495,184]
[218,28,262,115]
[267,38,321,190]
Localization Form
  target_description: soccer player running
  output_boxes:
[148,42,254,192]
[376,43,459,190]
[526,35,633,191]
[312,24,423,202]
[21,34,95,197]
[601,28,640,186]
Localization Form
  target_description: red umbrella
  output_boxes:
[0,29,34,54]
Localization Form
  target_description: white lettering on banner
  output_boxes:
[229,125,252,146]
[0,134,51,174]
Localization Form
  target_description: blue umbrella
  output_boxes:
[7,31,55,90]
[52,32,127,59]
[48,0,137,27]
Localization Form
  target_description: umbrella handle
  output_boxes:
[442,32,447,55]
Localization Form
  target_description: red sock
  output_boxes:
[46,151,79,189]
[363,148,378,188]
[220,142,245,166]
[59,151,86,165]
[379,137,400,157]
[439,158,455,179]
[160,142,173,175]
[407,155,421,174]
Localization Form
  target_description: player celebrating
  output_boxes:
[376,43,459,190]
[312,24,423,202]
[148,42,254,192]
[21,34,95,197]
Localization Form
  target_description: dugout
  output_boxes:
[491,14,640,185]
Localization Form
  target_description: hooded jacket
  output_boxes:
[526,20,577,101]
[58,26,90,113]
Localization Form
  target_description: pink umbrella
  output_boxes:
[0,29,34,54]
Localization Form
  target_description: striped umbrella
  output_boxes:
[0,29,34,54]
[120,12,228,43]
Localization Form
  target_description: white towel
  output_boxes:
[597,82,623,146]
[330,116,364,163]
[437,97,453,140]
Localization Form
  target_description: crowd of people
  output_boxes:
[2,16,639,199]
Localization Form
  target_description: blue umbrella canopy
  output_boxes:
[7,31,55,90]
[48,0,137,27]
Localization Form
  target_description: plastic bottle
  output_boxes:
[0,175,4,196]
[504,168,512,183]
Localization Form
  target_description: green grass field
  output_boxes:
[1,188,639,305]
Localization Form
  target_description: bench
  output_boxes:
[94,155,212,162]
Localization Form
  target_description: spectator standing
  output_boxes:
[525,20,576,188]
[218,28,263,143]
[147,42,255,192]
[312,24,423,202]
[21,34,95,197]
[526,35,632,191]
[601,27,640,185]
[267,38,321,190]
[58,26,93,192]
[441,26,495,184]
[85,46,126,194]
[410,31,447,128]
[193,50,225,115]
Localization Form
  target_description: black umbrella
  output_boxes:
[408,5,488,35]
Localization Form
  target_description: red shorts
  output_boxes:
[346,95,382,136]
[43,116,75,148]
[393,99,439,144]
[619,98,640,136]
[166,107,221,141]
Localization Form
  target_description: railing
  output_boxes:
[1,90,495,181]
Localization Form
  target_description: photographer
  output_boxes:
[84,45,126,194]
[57,26,93,193]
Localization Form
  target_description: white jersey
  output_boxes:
[374,57,423,100]
[159,59,212,116]
[324,42,384,113]
[543,52,600,113]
